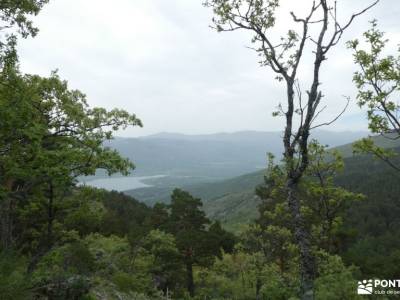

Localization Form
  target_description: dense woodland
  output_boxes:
[1,1,400,300]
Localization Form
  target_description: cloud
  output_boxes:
[17,0,398,136]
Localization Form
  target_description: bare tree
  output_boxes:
[204,0,378,298]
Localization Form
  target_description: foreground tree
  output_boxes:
[0,0,49,250]
[348,21,400,171]
[0,70,142,258]
[167,189,230,297]
[244,142,363,297]
[204,1,377,298]
[0,1,143,251]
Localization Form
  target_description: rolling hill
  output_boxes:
[126,135,400,231]
[105,130,367,180]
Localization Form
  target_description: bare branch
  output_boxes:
[310,96,350,130]
[323,0,379,53]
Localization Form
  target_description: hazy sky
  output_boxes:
[17,0,399,137]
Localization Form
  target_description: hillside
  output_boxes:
[205,150,400,231]
[105,130,367,180]
[126,135,400,231]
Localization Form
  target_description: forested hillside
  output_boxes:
[126,136,400,207]
[102,130,367,179]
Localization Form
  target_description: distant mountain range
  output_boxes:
[107,130,368,180]
[125,134,400,231]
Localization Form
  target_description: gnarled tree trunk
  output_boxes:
[287,178,315,299]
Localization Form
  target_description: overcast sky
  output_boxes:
[17,0,399,137]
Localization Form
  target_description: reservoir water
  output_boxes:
[80,175,165,192]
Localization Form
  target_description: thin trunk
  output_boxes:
[287,179,315,300]
[255,277,262,300]
[28,182,55,273]
[0,179,15,250]
[0,197,12,250]
[47,182,54,248]
[186,262,195,297]
[284,81,316,299]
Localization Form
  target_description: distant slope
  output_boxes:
[126,135,400,231]
[107,130,367,180]
[203,150,400,231]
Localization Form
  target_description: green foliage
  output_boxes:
[1,70,142,183]
[348,20,400,171]
[0,251,31,299]
[2,1,400,299]
[353,137,400,171]
[314,251,360,300]
[209,221,236,255]
[99,189,151,240]
[343,233,400,279]
[348,20,400,135]
[0,64,142,252]
[204,0,301,73]
[84,233,155,296]
[194,248,361,300]
[0,0,49,70]
[166,189,229,296]
[0,0,49,38]
[195,250,299,300]
[63,188,106,237]
[255,142,363,255]
[142,230,184,294]
[31,241,94,299]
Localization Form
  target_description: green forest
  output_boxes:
[1,1,400,300]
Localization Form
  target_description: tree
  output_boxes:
[256,142,363,251]
[204,1,377,298]
[0,0,49,38]
[0,0,50,253]
[348,20,400,172]
[0,0,49,70]
[209,220,236,255]
[141,230,183,296]
[167,189,223,297]
[0,69,142,254]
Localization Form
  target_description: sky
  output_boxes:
[17,0,400,137]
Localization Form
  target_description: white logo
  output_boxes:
[358,279,373,295]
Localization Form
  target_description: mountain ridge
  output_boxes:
[106,130,368,180]
[125,134,400,231]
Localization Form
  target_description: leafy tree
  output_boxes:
[0,68,142,253]
[31,240,93,299]
[142,230,184,296]
[196,249,300,300]
[0,0,49,253]
[83,233,156,297]
[0,0,143,254]
[0,0,49,69]
[302,142,364,253]
[252,141,362,292]
[0,251,32,299]
[62,188,106,237]
[314,251,361,300]
[348,21,400,171]
[0,0,49,38]
[196,248,360,300]
[204,1,378,298]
